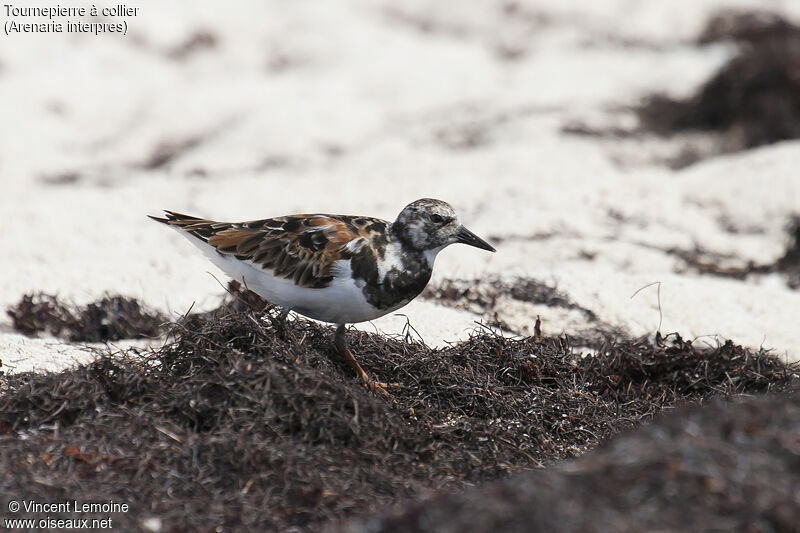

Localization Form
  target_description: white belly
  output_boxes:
[179,233,397,324]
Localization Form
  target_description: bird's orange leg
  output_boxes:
[334,325,398,398]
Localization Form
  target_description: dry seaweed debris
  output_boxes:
[166,29,218,61]
[776,215,800,289]
[637,10,800,152]
[423,276,596,319]
[1,283,797,531]
[337,389,800,533]
[421,276,623,347]
[654,214,800,289]
[6,293,167,342]
[564,10,800,168]
[697,9,800,45]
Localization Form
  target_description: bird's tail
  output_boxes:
[148,211,219,243]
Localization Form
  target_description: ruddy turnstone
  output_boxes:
[149,198,495,394]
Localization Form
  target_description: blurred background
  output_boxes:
[2,0,799,366]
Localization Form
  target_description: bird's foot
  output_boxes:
[362,377,399,400]
[353,364,399,398]
[336,324,398,401]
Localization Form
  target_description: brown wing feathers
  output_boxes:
[151,211,367,288]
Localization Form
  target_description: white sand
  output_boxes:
[2,0,799,374]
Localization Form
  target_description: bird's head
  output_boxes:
[392,198,495,260]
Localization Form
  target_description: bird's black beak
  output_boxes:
[455,225,496,252]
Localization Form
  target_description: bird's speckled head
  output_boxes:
[392,198,495,255]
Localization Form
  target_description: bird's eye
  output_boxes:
[431,214,443,224]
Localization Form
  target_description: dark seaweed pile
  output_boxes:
[423,276,597,321]
[1,285,796,531]
[562,10,800,168]
[6,293,166,342]
[338,390,800,533]
[777,215,800,289]
[637,10,800,153]
[658,214,800,289]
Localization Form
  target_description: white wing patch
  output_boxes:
[346,238,367,253]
